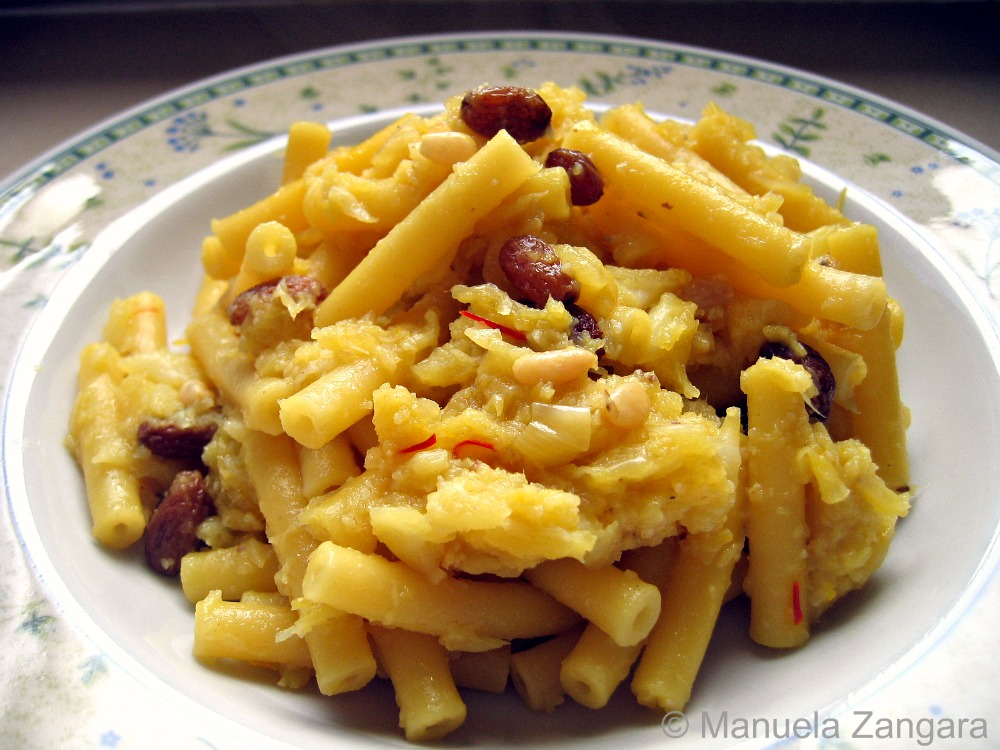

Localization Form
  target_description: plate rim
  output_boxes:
[2,29,999,203]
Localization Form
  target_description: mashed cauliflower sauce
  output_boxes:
[68,82,911,741]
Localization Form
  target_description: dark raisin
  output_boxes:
[283,274,327,302]
[460,85,552,144]
[545,148,604,206]
[758,341,796,362]
[144,470,213,576]
[567,301,603,344]
[138,420,217,461]
[226,275,326,327]
[227,279,276,327]
[499,234,580,308]
[759,341,836,422]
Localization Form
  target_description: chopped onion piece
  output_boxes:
[515,403,592,467]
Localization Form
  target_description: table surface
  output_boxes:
[1,1,999,182]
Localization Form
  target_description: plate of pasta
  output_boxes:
[3,33,1000,750]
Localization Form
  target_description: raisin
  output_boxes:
[144,470,213,576]
[227,280,274,327]
[759,341,836,422]
[759,341,796,361]
[460,85,552,144]
[499,234,580,308]
[138,419,217,461]
[226,274,326,327]
[568,302,603,344]
[285,274,326,299]
[544,148,604,206]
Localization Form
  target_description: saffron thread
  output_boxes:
[400,434,437,454]
[452,438,496,457]
[459,310,527,340]
[792,581,804,625]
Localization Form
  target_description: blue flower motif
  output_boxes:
[955,206,1000,232]
[624,63,673,85]
[166,111,214,153]
[99,729,122,748]
[95,162,114,180]
[911,161,940,175]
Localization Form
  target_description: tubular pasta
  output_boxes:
[69,352,145,549]
[740,357,813,648]
[523,558,661,648]
[369,625,467,742]
[302,541,582,651]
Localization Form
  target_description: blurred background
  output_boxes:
[1,0,998,179]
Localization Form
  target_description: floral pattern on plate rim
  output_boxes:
[1,32,999,750]
[2,34,999,307]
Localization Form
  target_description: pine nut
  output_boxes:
[511,348,598,385]
[419,131,479,166]
[605,381,651,428]
[178,378,212,407]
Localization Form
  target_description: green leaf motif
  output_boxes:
[773,108,828,158]
[394,57,454,103]
[863,153,892,167]
[19,602,56,639]
[579,71,622,97]
[579,63,674,97]
[80,654,109,686]
[216,119,279,149]
[1,236,38,265]
[224,119,277,138]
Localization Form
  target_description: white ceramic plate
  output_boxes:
[3,32,1000,749]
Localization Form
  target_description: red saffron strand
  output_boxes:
[792,581,804,625]
[399,434,437,454]
[459,310,527,341]
[452,438,496,457]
